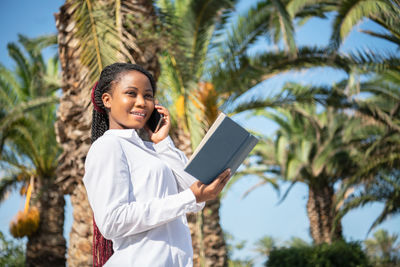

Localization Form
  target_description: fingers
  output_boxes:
[148,104,171,143]
[210,168,231,194]
[190,169,231,203]
[154,104,170,128]
[218,169,231,191]
[155,104,169,118]
[222,169,231,182]
[216,169,231,184]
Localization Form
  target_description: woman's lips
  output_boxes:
[130,111,146,120]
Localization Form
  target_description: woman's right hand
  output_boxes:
[190,169,231,203]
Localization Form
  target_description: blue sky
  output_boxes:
[0,1,399,266]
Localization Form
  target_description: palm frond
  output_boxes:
[349,49,400,74]
[18,34,48,69]
[241,177,279,199]
[209,1,272,59]
[336,171,400,233]
[355,100,400,133]
[368,203,399,233]
[68,0,149,87]
[276,180,297,205]
[361,30,400,47]
[17,34,58,58]
[0,68,19,110]
[0,175,20,202]
[330,0,397,50]
[0,35,61,201]
[287,0,338,19]
[6,43,32,95]
[271,0,296,55]
[0,95,58,138]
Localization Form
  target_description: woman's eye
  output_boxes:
[145,94,154,100]
[127,91,137,97]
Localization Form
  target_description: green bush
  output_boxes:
[266,241,370,267]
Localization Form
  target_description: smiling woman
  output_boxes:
[84,62,231,266]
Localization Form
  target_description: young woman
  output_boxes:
[83,63,231,266]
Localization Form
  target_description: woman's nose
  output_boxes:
[135,94,145,107]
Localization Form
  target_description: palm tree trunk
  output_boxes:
[186,200,227,267]
[55,3,93,266]
[171,129,228,267]
[26,180,66,267]
[202,198,227,267]
[54,1,160,266]
[307,183,342,244]
[67,183,94,267]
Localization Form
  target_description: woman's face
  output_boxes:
[102,70,155,130]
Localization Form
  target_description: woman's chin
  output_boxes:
[109,117,148,130]
[132,121,147,130]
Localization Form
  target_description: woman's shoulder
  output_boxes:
[83,135,127,183]
[87,134,124,157]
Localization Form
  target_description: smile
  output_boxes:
[130,111,146,117]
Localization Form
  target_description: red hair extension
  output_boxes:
[93,217,113,266]
[91,82,106,114]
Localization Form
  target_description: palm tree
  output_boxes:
[227,0,400,245]
[242,68,400,242]
[234,92,369,244]
[327,0,400,234]
[54,1,161,265]
[0,35,64,266]
[225,232,253,267]
[334,71,400,232]
[156,1,239,265]
[232,64,399,243]
[253,236,279,257]
[364,229,400,267]
[156,0,352,263]
[285,237,309,248]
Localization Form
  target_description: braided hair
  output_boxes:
[90,63,156,266]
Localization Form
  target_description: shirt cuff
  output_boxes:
[179,188,199,213]
[153,136,175,153]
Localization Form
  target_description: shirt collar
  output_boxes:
[104,128,157,152]
[104,128,142,141]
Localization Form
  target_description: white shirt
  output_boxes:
[83,129,204,267]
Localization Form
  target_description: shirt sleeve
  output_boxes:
[83,136,200,240]
[153,136,205,211]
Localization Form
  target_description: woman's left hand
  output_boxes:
[145,104,171,144]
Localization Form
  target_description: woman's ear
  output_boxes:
[102,92,112,109]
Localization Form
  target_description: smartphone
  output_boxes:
[147,108,164,132]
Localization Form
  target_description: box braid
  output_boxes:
[90,63,156,267]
